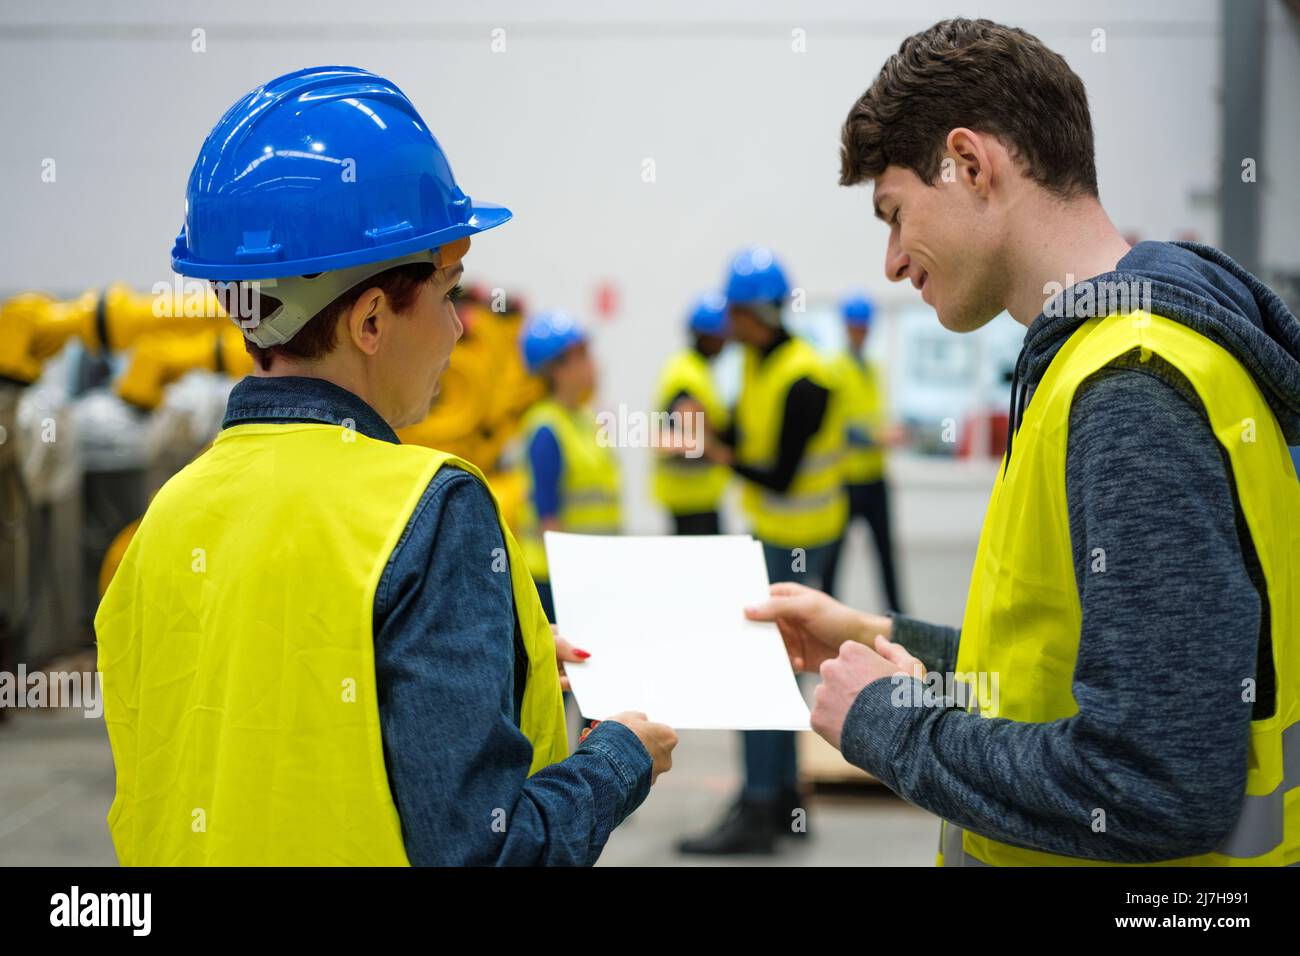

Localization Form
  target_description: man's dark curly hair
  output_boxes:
[840,18,1098,199]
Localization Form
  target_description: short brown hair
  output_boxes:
[219,262,436,372]
[839,18,1098,199]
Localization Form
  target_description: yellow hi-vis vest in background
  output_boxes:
[516,397,622,581]
[940,312,1300,867]
[652,348,731,515]
[829,350,887,484]
[95,421,569,866]
[735,336,847,549]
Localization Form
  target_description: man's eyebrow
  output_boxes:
[440,262,465,283]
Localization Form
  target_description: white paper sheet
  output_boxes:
[545,532,811,730]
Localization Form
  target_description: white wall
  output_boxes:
[0,0,1231,556]
[0,0,1227,502]
[0,0,1226,287]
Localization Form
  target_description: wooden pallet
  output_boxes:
[799,730,881,791]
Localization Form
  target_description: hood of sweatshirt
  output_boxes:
[1006,240,1300,467]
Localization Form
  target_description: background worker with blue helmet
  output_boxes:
[516,310,622,623]
[821,292,905,612]
[677,247,847,855]
[94,66,674,866]
[651,292,732,535]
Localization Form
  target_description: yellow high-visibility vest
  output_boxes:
[829,350,887,484]
[735,336,847,549]
[940,312,1300,867]
[516,398,621,581]
[652,348,731,515]
[95,421,568,866]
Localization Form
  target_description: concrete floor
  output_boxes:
[0,706,938,866]
[0,708,118,866]
[598,727,938,866]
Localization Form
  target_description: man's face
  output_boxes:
[873,164,1005,332]
[847,324,868,352]
[695,333,726,358]
[380,237,470,428]
[727,305,767,347]
[551,340,597,401]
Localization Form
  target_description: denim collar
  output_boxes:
[221,375,400,444]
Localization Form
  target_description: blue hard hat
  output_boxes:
[171,66,512,280]
[687,292,728,337]
[840,291,876,327]
[521,310,588,374]
[723,247,791,306]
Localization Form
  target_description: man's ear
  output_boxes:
[345,287,385,356]
[945,127,993,199]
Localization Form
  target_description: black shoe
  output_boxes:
[676,796,777,855]
[773,787,810,839]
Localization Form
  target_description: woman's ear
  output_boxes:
[346,287,386,356]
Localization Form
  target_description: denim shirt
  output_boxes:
[222,375,652,865]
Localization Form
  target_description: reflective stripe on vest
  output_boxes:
[651,349,731,514]
[830,350,887,484]
[938,312,1300,867]
[516,398,622,580]
[735,337,847,548]
[942,721,1300,865]
[95,422,568,866]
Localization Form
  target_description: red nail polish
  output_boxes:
[574,650,591,659]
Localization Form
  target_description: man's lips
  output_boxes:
[913,269,930,302]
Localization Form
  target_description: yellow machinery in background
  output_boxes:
[1,284,235,669]
[0,283,231,387]
[0,284,540,598]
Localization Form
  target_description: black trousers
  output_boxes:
[672,511,720,535]
[823,480,903,612]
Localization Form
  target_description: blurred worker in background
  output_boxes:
[651,292,731,535]
[822,292,905,612]
[95,67,674,867]
[677,247,847,855]
[516,311,622,622]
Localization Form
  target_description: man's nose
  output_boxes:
[885,237,910,284]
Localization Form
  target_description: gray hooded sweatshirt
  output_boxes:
[838,240,1300,863]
